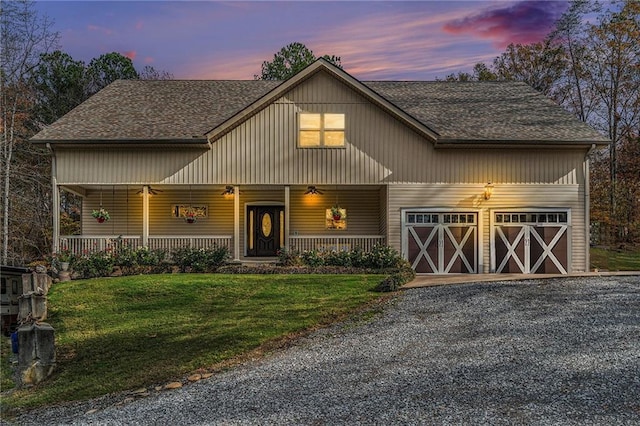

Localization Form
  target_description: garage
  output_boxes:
[404,211,478,274]
[492,211,569,274]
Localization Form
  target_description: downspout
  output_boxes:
[584,144,596,272]
[47,143,60,254]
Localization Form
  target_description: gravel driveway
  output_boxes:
[12,275,640,425]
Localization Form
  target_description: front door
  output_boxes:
[246,206,284,257]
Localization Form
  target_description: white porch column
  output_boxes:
[284,185,290,250]
[142,185,149,246]
[52,180,60,253]
[233,185,240,261]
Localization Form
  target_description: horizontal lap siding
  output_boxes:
[288,188,381,236]
[82,187,142,235]
[388,184,585,273]
[82,188,233,236]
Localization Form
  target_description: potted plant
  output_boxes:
[56,247,73,271]
[184,210,197,224]
[92,208,110,223]
[331,205,344,221]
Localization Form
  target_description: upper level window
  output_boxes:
[299,113,345,148]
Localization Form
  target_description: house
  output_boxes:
[31,59,609,274]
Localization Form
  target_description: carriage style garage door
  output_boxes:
[404,212,478,274]
[492,211,569,274]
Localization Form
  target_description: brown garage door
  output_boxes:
[494,211,568,274]
[406,212,477,274]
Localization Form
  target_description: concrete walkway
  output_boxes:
[403,270,640,289]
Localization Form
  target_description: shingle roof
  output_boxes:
[31,80,280,142]
[31,74,608,145]
[366,81,609,143]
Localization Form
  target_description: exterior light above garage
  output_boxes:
[484,182,494,200]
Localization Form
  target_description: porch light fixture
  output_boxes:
[484,182,494,200]
[304,185,323,196]
[221,185,235,197]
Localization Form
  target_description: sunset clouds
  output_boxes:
[36,1,570,80]
[443,1,568,48]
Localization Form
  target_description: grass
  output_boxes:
[0,273,385,414]
[590,247,640,271]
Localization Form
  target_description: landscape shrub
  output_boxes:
[348,247,369,268]
[277,248,302,266]
[171,246,230,272]
[374,260,416,292]
[110,244,168,275]
[72,251,115,279]
[366,244,404,269]
[323,250,353,267]
[301,250,324,267]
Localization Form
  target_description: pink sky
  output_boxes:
[36,1,571,80]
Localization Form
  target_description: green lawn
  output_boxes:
[1,274,385,413]
[590,247,640,271]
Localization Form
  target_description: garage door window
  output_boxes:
[496,212,568,224]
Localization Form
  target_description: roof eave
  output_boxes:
[32,138,210,147]
[434,138,611,148]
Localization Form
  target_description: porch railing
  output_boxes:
[58,234,384,258]
[58,235,233,257]
[58,235,143,255]
[289,235,386,252]
[147,236,233,253]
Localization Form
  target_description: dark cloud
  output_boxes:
[443,1,568,48]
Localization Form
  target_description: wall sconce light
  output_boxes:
[221,185,235,197]
[304,185,323,196]
[484,182,494,200]
[137,185,162,196]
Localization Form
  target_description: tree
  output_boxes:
[439,62,497,81]
[492,40,567,97]
[86,52,139,95]
[1,0,59,264]
[549,0,600,122]
[30,50,86,126]
[585,0,640,233]
[139,65,174,81]
[255,42,342,80]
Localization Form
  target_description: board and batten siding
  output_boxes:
[53,71,586,188]
[388,183,586,273]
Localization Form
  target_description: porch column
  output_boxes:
[52,180,60,253]
[142,185,149,246]
[233,185,240,261]
[284,185,290,250]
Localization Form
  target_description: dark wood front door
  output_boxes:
[246,206,284,257]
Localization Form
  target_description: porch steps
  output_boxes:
[229,258,280,267]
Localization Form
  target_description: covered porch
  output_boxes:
[54,184,388,259]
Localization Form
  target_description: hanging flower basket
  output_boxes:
[92,208,110,223]
[331,205,343,221]
[184,211,197,224]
